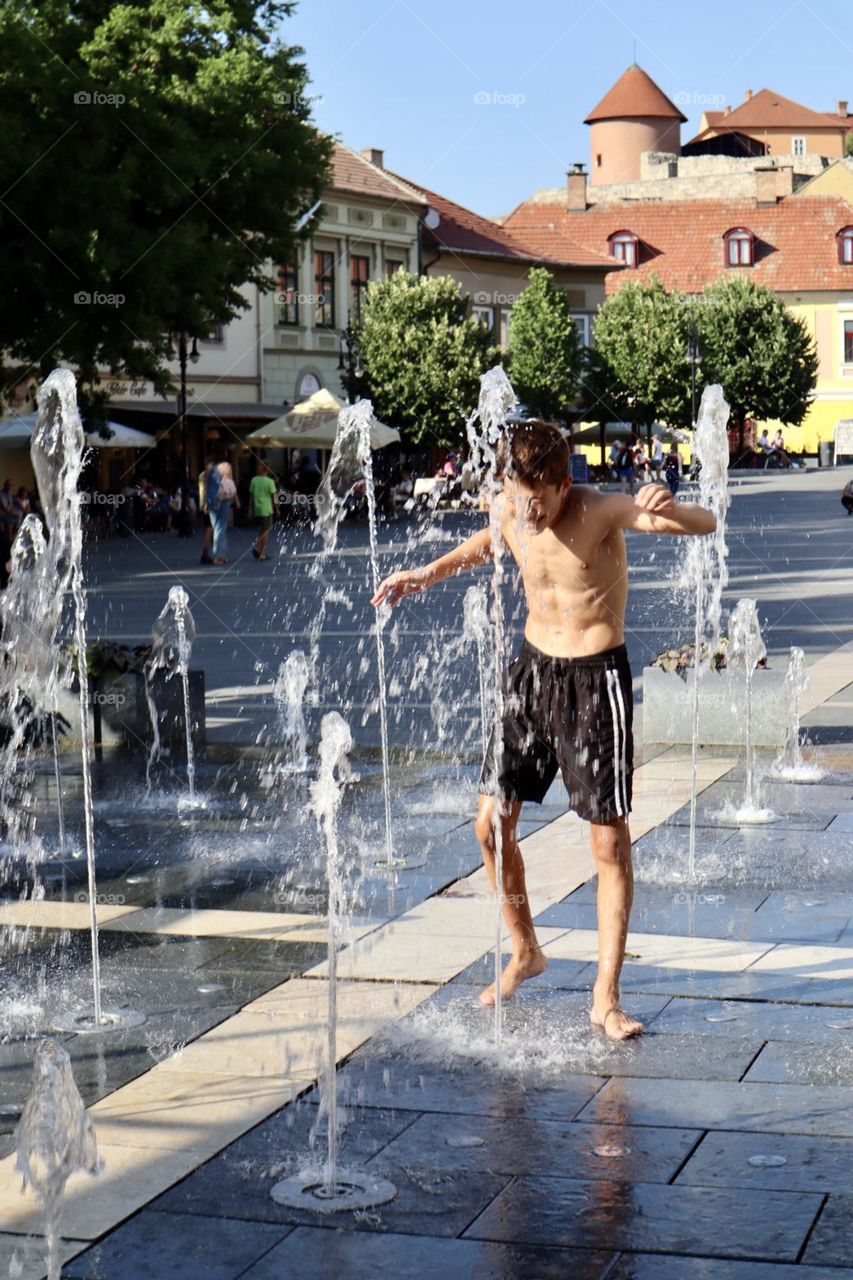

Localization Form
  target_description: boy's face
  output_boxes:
[505,476,571,535]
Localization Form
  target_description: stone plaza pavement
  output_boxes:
[1,643,853,1277]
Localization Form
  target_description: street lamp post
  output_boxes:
[686,315,701,428]
[175,332,200,537]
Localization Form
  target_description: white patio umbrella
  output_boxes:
[245,388,400,450]
[85,422,157,448]
[0,411,38,445]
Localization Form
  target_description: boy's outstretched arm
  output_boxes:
[607,485,717,536]
[371,526,493,607]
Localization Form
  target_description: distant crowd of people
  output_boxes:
[608,436,685,496]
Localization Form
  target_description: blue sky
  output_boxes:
[282,0,851,217]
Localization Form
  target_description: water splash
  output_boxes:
[146,586,198,800]
[465,365,518,1044]
[722,598,776,823]
[274,651,311,773]
[680,384,732,878]
[31,370,102,1025]
[15,1040,99,1280]
[314,400,396,866]
[771,647,824,783]
[463,582,493,754]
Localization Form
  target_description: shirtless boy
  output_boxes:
[372,421,716,1040]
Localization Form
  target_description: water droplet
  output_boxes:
[705,1013,738,1023]
[125,874,149,885]
[748,1154,787,1167]
[593,1143,631,1158]
[446,1135,485,1148]
[197,982,226,995]
[826,1020,853,1030]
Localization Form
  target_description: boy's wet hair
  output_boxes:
[495,419,569,487]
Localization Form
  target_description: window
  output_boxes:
[499,309,512,350]
[792,136,806,157]
[385,258,404,278]
[277,264,299,326]
[724,228,754,266]
[314,250,335,327]
[609,231,639,267]
[471,304,495,334]
[350,254,370,319]
[201,323,224,344]
[572,314,591,347]
[838,228,853,265]
[595,154,602,168]
[845,320,853,364]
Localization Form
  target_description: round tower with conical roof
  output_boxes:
[585,65,686,185]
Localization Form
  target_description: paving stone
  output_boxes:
[536,885,768,939]
[830,812,853,831]
[64,1210,290,1279]
[463,1174,822,1260]
[610,963,816,1003]
[579,1077,853,1137]
[0,1234,85,1280]
[676,1129,853,1194]
[367,1112,700,1181]
[448,952,589,990]
[650,996,853,1043]
[722,829,853,888]
[239,1227,614,1280]
[332,1055,607,1122]
[609,1253,853,1279]
[748,891,851,943]
[745,1038,853,1086]
[803,1193,853,1267]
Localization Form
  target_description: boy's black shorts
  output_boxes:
[480,638,633,822]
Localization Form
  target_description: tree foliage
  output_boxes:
[583,276,693,430]
[507,267,581,420]
[0,0,331,417]
[355,271,497,448]
[695,276,817,446]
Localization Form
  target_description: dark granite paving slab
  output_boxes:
[676,1129,853,1194]
[803,1193,853,1268]
[332,1055,607,1122]
[157,1158,510,1239]
[535,885,769,939]
[64,1210,290,1279]
[650,996,853,1043]
[745,1038,853,1085]
[665,795,833,831]
[609,1253,853,1279]
[721,829,853,888]
[463,1175,822,1261]
[366,1112,700,1182]
[605,963,815,1004]
[239,1227,614,1280]
[747,891,850,943]
[579,1077,853,1137]
[448,952,589,990]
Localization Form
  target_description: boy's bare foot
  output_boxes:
[590,1004,644,1040]
[479,948,547,1006]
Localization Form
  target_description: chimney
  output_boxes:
[755,165,778,205]
[566,162,587,212]
[839,100,849,118]
[744,88,753,101]
[362,147,384,168]
[723,105,732,116]
[776,165,794,197]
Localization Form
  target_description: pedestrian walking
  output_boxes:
[249,461,279,561]
[663,445,681,496]
[211,460,238,564]
[198,455,216,564]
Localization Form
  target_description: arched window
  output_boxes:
[724,228,754,266]
[609,230,639,267]
[838,227,853,265]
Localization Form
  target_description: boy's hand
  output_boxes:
[371,569,427,607]
[634,483,677,520]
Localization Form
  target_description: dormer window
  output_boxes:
[724,228,754,266]
[838,227,853,265]
[609,230,639,267]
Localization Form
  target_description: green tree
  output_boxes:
[584,276,693,433]
[355,271,497,448]
[846,132,853,157]
[0,0,331,418]
[507,267,581,420]
[696,276,817,451]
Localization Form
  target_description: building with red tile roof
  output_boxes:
[690,88,851,159]
[584,65,686,186]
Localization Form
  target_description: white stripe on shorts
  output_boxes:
[605,669,625,817]
[611,665,629,816]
